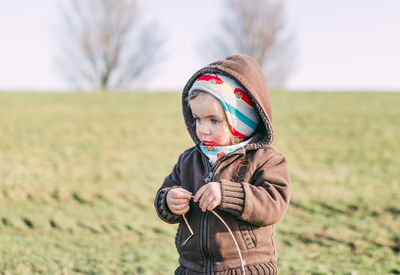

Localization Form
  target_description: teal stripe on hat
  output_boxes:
[219,100,258,130]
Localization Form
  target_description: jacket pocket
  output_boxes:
[176,221,194,250]
[237,220,257,249]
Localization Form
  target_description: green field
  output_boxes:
[0,92,399,274]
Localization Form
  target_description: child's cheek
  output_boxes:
[216,127,232,146]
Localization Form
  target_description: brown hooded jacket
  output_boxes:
[154,54,291,274]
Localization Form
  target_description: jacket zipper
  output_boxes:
[200,150,242,274]
[201,158,228,274]
[202,170,213,275]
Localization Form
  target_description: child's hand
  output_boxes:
[166,188,192,215]
[194,182,221,212]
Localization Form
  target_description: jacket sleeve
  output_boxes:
[219,151,291,227]
[154,156,184,224]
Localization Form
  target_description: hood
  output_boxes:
[182,54,273,149]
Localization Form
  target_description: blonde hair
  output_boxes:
[187,90,246,145]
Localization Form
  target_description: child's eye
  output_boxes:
[194,117,201,123]
[211,119,219,124]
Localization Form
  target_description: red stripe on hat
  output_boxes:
[234,88,254,107]
[229,125,247,138]
[197,74,223,85]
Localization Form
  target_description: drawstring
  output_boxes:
[182,210,246,275]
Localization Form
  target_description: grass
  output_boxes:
[0,91,399,274]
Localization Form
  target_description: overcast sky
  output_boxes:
[0,0,399,92]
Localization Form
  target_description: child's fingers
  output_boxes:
[207,200,219,211]
[200,195,214,212]
[193,185,208,202]
[173,205,190,215]
[199,190,213,208]
[173,189,192,200]
[167,190,191,213]
[169,198,190,205]
[172,201,190,210]
[195,182,221,211]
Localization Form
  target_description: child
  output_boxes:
[154,54,291,274]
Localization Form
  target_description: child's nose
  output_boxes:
[199,123,211,135]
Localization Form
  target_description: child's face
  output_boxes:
[189,92,233,147]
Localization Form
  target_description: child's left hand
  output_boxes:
[193,182,222,212]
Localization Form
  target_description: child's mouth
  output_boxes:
[202,141,217,146]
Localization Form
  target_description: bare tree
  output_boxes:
[204,0,296,89]
[57,0,164,91]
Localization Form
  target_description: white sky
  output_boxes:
[0,0,399,92]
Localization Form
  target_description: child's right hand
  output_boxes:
[166,188,192,215]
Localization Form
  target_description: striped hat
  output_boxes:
[188,73,259,138]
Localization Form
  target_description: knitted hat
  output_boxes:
[188,73,259,138]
